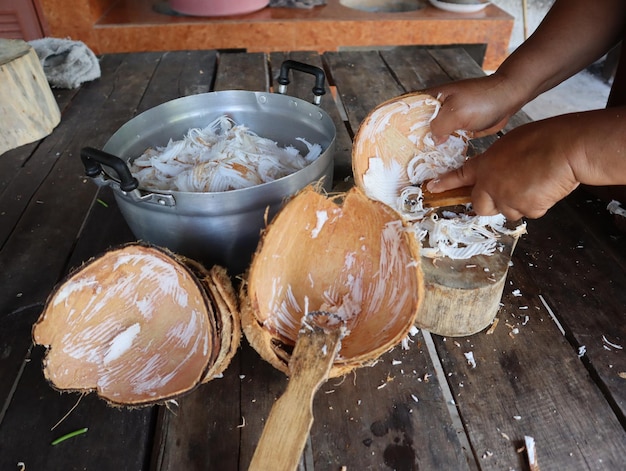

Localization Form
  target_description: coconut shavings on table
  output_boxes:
[130,115,322,192]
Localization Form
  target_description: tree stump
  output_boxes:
[0,39,60,156]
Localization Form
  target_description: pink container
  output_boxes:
[169,0,269,16]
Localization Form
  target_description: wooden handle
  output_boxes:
[248,326,342,471]
[421,182,472,208]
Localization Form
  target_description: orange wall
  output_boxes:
[37,0,116,47]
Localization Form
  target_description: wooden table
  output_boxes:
[1,47,625,471]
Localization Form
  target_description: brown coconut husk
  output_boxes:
[240,186,423,378]
[33,243,240,406]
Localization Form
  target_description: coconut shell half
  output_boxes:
[352,92,521,337]
[33,244,240,406]
[352,93,454,207]
[241,186,423,378]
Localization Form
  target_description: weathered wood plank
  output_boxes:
[323,50,405,134]
[214,51,269,92]
[309,336,472,470]
[238,338,291,469]
[0,346,154,471]
[318,48,475,470]
[427,47,486,82]
[0,84,78,257]
[0,306,40,423]
[0,52,164,470]
[151,51,270,471]
[151,368,243,470]
[270,50,353,184]
[432,260,626,470]
[380,47,453,91]
[516,190,626,423]
[0,52,162,317]
[137,50,218,113]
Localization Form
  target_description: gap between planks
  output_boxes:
[422,330,480,471]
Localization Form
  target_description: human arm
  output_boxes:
[427,106,626,220]
[427,0,626,141]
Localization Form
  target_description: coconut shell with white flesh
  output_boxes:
[241,186,423,378]
[352,92,524,337]
[33,244,240,406]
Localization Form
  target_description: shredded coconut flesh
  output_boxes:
[355,94,526,259]
[130,115,322,192]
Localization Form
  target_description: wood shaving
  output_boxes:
[525,435,540,471]
[602,335,623,350]
[464,351,477,368]
[485,318,499,335]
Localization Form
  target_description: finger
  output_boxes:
[469,189,499,216]
[426,160,477,193]
[497,206,525,221]
[519,207,547,220]
[429,105,461,144]
[473,195,526,221]
[472,116,510,138]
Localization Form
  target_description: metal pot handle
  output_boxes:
[81,147,139,192]
[277,60,326,105]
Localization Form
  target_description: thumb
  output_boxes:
[426,160,477,193]
[429,110,459,145]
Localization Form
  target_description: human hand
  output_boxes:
[426,116,582,220]
[424,74,523,144]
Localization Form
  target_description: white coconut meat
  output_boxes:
[129,115,322,192]
[353,93,526,259]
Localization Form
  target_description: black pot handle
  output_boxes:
[277,60,326,105]
[81,147,139,192]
